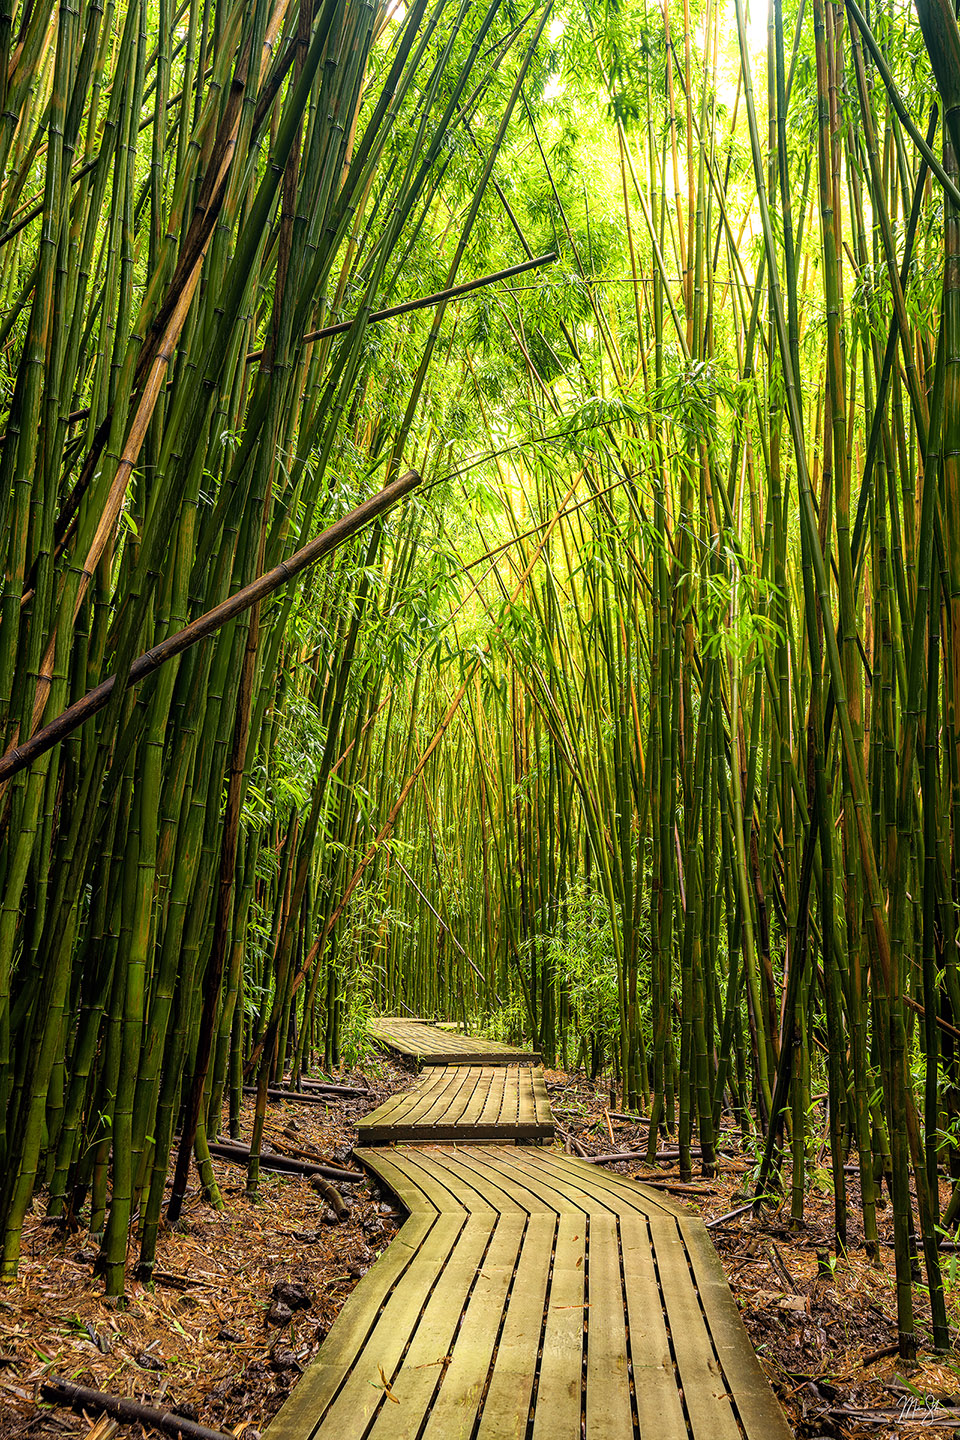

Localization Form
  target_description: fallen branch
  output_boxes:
[41,1378,231,1440]
[299,1077,374,1095]
[309,1173,350,1220]
[206,1139,362,1185]
[578,1149,651,1166]
[241,1084,368,1103]
[706,1196,778,1229]
[272,1129,334,1156]
[858,1343,900,1366]
[827,1403,960,1427]
[555,1123,589,1158]
[636,1179,719,1197]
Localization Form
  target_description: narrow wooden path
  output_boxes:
[265,1024,793,1440]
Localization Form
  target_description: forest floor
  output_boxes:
[2,1054,959,1440]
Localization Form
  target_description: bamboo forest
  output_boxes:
[2,0,960,1429]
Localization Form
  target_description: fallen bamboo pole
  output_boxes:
[241,1083,371,1101]
[41,1378,231,1440]
[206,1139,362,1185]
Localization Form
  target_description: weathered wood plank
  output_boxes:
[263,1208,450,1440]
[647,1212,744,1440]
[419,1210,526,1440]
[366,1213,495,1439]
[680,1218,794,1438]
[303,1210,468,1437]
[474,1210,555,1440]
[620,1213,689,1440]
[584,1211,633,1440]
[526,1146,686,1218]
[532,1209,585,1440]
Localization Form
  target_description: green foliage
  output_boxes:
[541,880,622,1060]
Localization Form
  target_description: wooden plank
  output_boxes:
[353,1146,435,1215]
[456,1068,493,1128]
[619,1213,689,1440]
[404,1146,503,1216]
[647,1212,743,1440]
[362,1146,468,1215]
[441,1120,599,1440]
[485,1067,505,1125]
[533,1071,552,1127]
[584,1210,633,1440]
[358,1070,454,1143]
[358,1066,553,1145]
[499,1065,519,1130]
[369,1017,539,1065]
[518,1081,533,1131]
[532,1209,585,1440]
[412,1067,469,1126]
[530,1147,687,1217]
[472,1147,575,1217]
[493,1147,632,1440]
[419,1209,527,1439]
[680,1218,794,1439]
[422,1146,538,1218]
[500,1147,601,1217]
[366,1212,496,1439]
[272,1081,794,1440]
[264,1208,450,1440]
[474,1211,556,1440]
[304,1210,467,1437]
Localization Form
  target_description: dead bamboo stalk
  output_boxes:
[244,251,557,360]
[41,1379,231,1440]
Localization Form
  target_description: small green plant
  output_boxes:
[541,879,621,1076]
[484,990,528,1046]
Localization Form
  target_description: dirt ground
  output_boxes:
[2,1056,960,1440]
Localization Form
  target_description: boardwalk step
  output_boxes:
[358,1064,554,1145]
[369,1016,539,1066]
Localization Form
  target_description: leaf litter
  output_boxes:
[7,1055,960,1440]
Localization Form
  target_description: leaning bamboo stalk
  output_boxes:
[245,251,557,360]
[0,470,422,784]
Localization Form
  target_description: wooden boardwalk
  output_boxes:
[266,1024,793,1440]
[369,1016,539,1065]
[358,1064,554,1144]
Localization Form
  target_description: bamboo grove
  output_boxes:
[0,0,959,1370]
